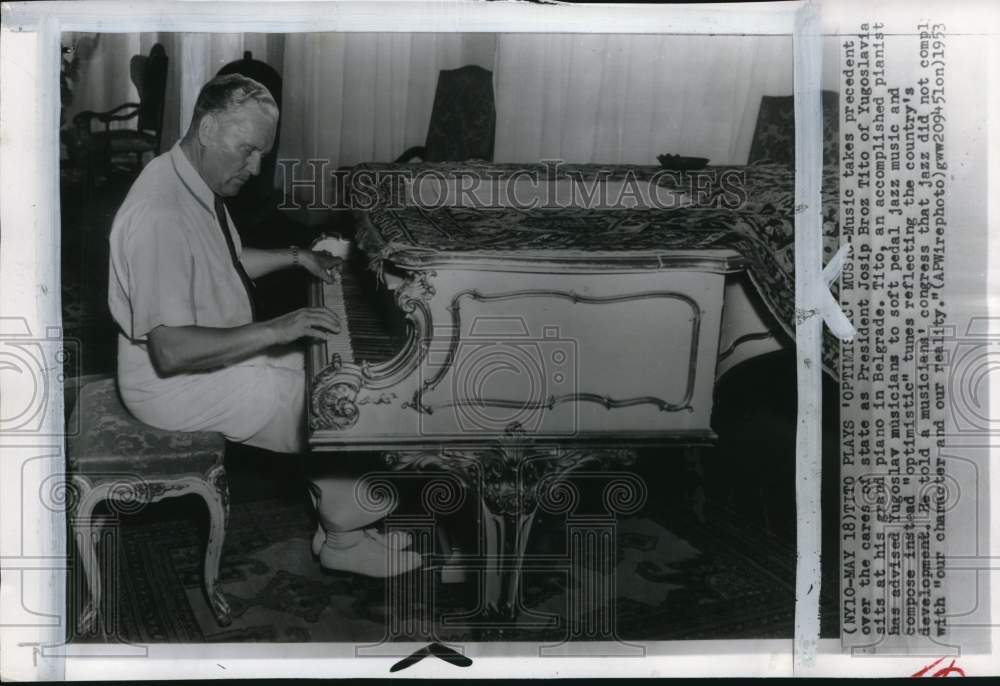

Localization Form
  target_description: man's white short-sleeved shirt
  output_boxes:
[109,142,252,344]
[108,142,304,452]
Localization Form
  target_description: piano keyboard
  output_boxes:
[320,258,409,366]
[321,272,355,364]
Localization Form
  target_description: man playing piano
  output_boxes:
[108,73,422,577]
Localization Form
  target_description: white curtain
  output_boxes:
[159,33,285,147]
[63,31,799,176]
[279,32,496,176]
[61,32,284,149]
[493,34,793,166]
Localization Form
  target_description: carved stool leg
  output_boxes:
[72,487,103,636]
[202,466,232,626]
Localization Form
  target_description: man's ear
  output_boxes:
[197,114,218,147]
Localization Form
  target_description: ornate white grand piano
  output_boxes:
[306,161,831,625]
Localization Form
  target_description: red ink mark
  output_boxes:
[911,657,966,678]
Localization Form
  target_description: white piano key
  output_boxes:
[322,276,354,365]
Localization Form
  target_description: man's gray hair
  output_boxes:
[191,73,278,124]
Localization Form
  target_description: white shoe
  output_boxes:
[312,524,412,556]
[319,529,423,578]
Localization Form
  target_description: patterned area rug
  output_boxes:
[69,492,834,644]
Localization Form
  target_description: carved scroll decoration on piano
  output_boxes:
[309,261,435,433]
[403,287,703,418]
[307,239,743,449]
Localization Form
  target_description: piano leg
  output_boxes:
[479,492,537,622]
[385,432,639,637]
[385,446,551,632]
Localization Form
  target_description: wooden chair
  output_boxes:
[66,377,231,634]
[747,90,839,167]
[72,43,168,188]
[396,65,496,163]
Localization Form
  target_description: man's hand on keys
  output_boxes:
[267,308,342,344]
[299,249,344,284]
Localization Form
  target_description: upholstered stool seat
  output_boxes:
[67,378,231,633]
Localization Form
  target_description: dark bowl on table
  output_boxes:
[656,154,710,171]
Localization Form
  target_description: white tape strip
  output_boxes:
[820,242,856,341]
[792,0,824,670]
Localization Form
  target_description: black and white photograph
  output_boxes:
[55,23,843,647]
[2,0,999,679]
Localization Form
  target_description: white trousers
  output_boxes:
[122,346,391,530]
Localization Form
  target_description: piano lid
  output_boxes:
[349,161,837,272]
[347,160,841,374]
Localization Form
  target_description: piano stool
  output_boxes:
[66,377,232,634]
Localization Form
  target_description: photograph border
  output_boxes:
[2,0,998,679]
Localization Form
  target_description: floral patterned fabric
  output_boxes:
[68,378,225,475]
[747,91,839,167]
[422,65,495,162]
[351,161,840,375]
